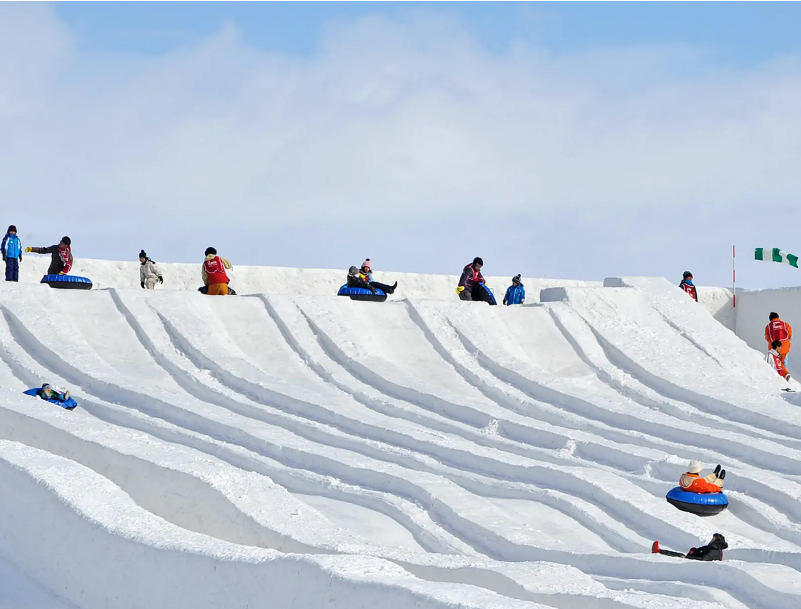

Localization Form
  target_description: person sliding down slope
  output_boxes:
[652,534,728,561]
[680,461,725,494]
[36,383,71,403]
[139,250,163,289]
[201,247,232,296]
[347,266,376,293]
[767,340,791,381]
[679,271,698,302]
[503,275,525,305]
[26,236,73,275]
[360,259,397,294]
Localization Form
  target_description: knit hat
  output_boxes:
[7,225,16,233]
[348,266,359,275]
[683,271,693,279]
[688,460,703,474]
[61,236,71,246]
[362,259,371,270]
[512,274,521,284]
[205,247,217,256]
[139,250,147,260]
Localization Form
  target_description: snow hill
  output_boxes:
[1,261,801,609]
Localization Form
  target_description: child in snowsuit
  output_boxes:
[360,259,397,295]
[36,383,71,403]
[765,312,792,368]
[201,247,232,295]
[652,534,728,561]
[457,257,491,302]
[139,250,164,289]
[679,461,725,493]
[1,225,22,282]
[26,237,73,275]
[347,266,377,293]
[679,271,698,302]
[503,275,525,305]
[767,340,791,380]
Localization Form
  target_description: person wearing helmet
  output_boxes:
[201,247,232,295]
[679,271,697,302]
[679,460,725,494]
[651,533,728,561]
[457,257,485,302]
[765,312,792,368]
[347,266,376,293]
[359,259,397,295]
[25,236,73,275]
[1,225,22,282]
[503,274,525,306]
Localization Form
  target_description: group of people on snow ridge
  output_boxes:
[2,226,73,281]
[347,259,398,295]
[456,257,526,306]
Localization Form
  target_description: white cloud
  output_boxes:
[0,4,799,281]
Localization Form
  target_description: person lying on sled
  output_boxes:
[680,460,725,493]
[652,533,728,561]
[36,383,71,403]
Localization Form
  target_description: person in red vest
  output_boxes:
[679,271,697,301]
[765,312,792,367]
[201,247,232,296]
[766,340,791,380]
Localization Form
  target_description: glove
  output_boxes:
[25,247,32,253]
[158,276,163,284]
[456,286,464,294]
[141,282,145,289]
[58,272,65,275]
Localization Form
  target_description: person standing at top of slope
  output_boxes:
[766,312,792,367]
[503,274,525,305]
[766,340,791,381]
[25,236,73,275]
[139,250,163,289]
[679,271,697,302]
[201,247,232,295]
[679,461,725,494]
[360,259,397,295]
[457,257,485,301]
[1,225,22,282]
[652,534,728,561]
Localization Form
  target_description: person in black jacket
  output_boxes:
[26,236,73,275]
[651,533,728,561]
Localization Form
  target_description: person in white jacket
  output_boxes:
[139,250,163,289]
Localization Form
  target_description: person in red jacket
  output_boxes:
[765,312,792,367]
[679,271,697,302]
[201,247,232,295]
[679,461,725,494]
[457,257,485,301]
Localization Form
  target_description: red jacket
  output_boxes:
[202,255,230,285]
[679,280,697,302]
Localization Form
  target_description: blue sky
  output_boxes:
[2,2,801,288]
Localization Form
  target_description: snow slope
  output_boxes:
[0,272,799,609]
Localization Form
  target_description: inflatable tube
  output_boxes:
[337,285,387,302]
[666,487,728,516]
[474,283,497,305]
[41,274,92,290]
[23,388,77,410]
[198,286,237,295]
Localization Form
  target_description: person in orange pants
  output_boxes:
[201,247,232,295]
[765,312,792,366]
[679,461,725,493]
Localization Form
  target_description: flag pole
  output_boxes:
[732,245,737,334]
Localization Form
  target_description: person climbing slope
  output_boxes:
[1,225,22,282]
[679,461,725,494]
[765,312,792,368]
[360,259,397,295]
[347,266,376,293]
[26,236,73,275]
[139,250,164,289]
[201,247,232,295]
[457,257,485,302]
[651,534,728,561]
[679,271,698,302]
[766,340,791,380]
[35,383,71,403]
[503,275,525,305]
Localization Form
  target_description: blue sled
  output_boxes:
[23,388,78,410]
[666,486,728,516]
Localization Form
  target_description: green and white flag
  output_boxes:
[755,248,799,268]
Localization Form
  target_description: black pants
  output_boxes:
[4,258,19,282]
[658,550,686,558]
[370,281,393,294]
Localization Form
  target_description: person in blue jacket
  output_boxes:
[1,225,22,282]
[503,274,525,306]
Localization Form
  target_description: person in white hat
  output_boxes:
[679,461,725,494]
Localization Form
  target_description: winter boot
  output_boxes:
[651,541,660,554]
[719,469,726,480]
[390,281,398,294]
[713,464,721,477]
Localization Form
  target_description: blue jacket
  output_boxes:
[503,283,525,305]
[1,233,21,260]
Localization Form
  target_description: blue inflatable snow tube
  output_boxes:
[41,274,93,290]
[666,487,728,516]
[476,283,497,305]
[337,285,387,302]
[23,388,77,410]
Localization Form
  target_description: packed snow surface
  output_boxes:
[1,261,800,609]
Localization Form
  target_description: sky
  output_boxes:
[2,2,801,288]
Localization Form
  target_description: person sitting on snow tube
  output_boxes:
[35,383,71,404]
[26,236,73,275]
[347,266,378,293]
[360,259,397,295]
[680,461,725,493]
[652,533,728,561]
